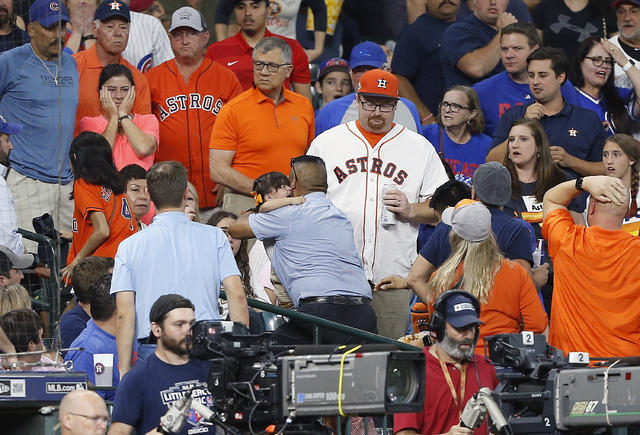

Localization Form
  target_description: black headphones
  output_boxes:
[429,290,482,341]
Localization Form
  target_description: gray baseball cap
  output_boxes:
[441,199,491,242]
[472,161,512,206]
[0,245,34,269]
[169,6,206,33]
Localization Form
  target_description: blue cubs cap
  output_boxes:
[445,293,483,328]
[349,41,387,69]
[95,0,130,22]
[0,114,22,135]
[29,0,69,27]
[613,0,640,8]
[318,57,349,81]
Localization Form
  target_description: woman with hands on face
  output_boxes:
[568,36,640,137]
[79,63,159,170]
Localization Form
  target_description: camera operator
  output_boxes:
[394,291,497,435]
[109,294,214,435]
[542,175,640,357]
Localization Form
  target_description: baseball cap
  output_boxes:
[472,161,512,206]
[441,199,491,242]
[129,0,154,12]
[0,114,22,135]
[349,41,387,69]
[29,0,69,27]
[445,293,483,329]
[613,0,640,8]
[95,0,130,22]
[149,294,195,324]
[0,245,34,270]
[317,58,349,82]
[357,69,399,100]
[169,6,206,32]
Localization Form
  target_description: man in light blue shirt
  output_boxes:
[0,0,79,246]
[111,161,249,378]
[229,155,376,345]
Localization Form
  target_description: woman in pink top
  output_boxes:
[79,64,159,170]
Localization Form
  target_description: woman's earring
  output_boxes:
[466,118,472,125]
[537,153,541,158]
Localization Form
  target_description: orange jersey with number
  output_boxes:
[145,58,243,209]
[67,179,136,265]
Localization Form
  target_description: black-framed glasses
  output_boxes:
[584,56,614,67]
[358,97,396,113]
[253,61,290,73]
[440,101,473,113]
[67,412,111,425]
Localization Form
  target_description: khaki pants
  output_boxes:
[8,170,73,252]
[371,288,413,339]
[221,190,255,217]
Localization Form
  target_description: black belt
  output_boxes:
[299,296,371,305]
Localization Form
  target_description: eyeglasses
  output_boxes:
[358,97,396,113]
[253,61,290,73]
[67,412,111,425]
[584,56,614,68]
[290,157,299,181]
[440,101,473,113]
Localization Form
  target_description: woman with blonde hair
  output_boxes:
[0,284,31,316]
[407,200,548,353]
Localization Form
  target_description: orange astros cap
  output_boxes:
[357,69,399,100]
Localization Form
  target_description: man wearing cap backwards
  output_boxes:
[308,69,449,339]
[315,41,421,136]
[0,0,78,250]
[119,0,173,72]
[313,57,352,112]
[146,7,242,214]
[110,294,215,435]
[205,0,311,100]
[394,291,498,435]
[608,0,640,89]
[0,116,28,256]
[411,162,541,296]
[542,175,640,357]
[209,36,314,217]
[73,0,151,136]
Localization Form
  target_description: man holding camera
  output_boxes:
[109,294,214,435]
[394,291,497,435]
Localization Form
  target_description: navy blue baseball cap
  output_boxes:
[95,0,131,22]
[29,0,69,27]
[349,41,387,69]
[0,114,22,135]
[445,293,483,328]
[613,0,640,8]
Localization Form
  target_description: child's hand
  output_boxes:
[290,196,306,205]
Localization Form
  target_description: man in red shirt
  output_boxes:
[205,0,311,101]
[394,291,498,435]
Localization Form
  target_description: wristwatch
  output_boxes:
[575,177,584,191]
[118,114,132,122]
[81,34,96,42]
[623,59,636,72]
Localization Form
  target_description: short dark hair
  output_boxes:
[70,257,114,304]
[500,22,541,48]
[97,64,134,92]
[0,309,42,353]
[147,161,188,209]
[69,131,125,194]
[290,155,328,193]
[88,274,116,322]
[430,180,472,215]
[119,164,147,183]
[526,46,570,80]
[149,294,194,326]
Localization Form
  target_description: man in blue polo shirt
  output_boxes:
[228,155,376,345]
[474,23,576,136]
[314,41,421,136]
[391,0,459,123]
[486,47,607,180]
[440,0,517,88]
[0,0,78,249]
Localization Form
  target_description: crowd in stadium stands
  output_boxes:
[0,0,639,433]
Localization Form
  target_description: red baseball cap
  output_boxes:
[357,69,398,100]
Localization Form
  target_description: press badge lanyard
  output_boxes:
[436,348,467,418]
